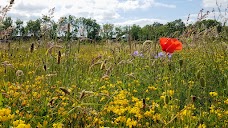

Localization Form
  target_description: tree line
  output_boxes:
[0,14,226,42]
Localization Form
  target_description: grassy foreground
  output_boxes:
[0,39,227,128]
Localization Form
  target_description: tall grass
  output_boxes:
[0,35,227,127]
[0,1,227,127]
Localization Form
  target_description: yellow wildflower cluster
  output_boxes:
[126,118,137,128]
[198,123,206,128]
[53,122,63,128]
[224,99,228,104]
[209,92,218,97]
[0,108,14,122]
[13,120,31,128]
[179,104,196,121]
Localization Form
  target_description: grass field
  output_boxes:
[0,38,227,127]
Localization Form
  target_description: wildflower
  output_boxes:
[0,108,14,122]
[159,37,182,54]
[53,123,63,128]
[209,92,218,97]
[126,118,137,128]
[114,116,126,124]
[13,120,30,128]
[167,53,172,59]
[144,109,155,117]
[198,123,206,128]
[154,52,165,58]
[224,99,228,104]
[154,52,172,59]
[132,51,143,57]
[148,86,157,91]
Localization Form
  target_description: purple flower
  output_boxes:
[167,53,172,59]
[154,52,172,59]
[155,52,165,58]
[133,51,143,57]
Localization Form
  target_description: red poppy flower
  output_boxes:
[159,37,182,53]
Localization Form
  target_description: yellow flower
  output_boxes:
[53,123,63,128]
[16,124,31,128]
[13,120,30,128]
[144,110,154,117]
[168,90,174,96]
[126,118,137,128]
[0,108,14,122]
[160,95,165,99]
[153,113,161,122]
[198,123,206,128]
[224,99,228,104]
[114,116,126,124]
[209,92,218,97]
[148,86,157,91]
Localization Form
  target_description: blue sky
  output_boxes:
[1,0,227,26]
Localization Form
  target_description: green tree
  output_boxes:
[142,25,154,40]
[102,23,114,39]
[2,17,13,29]
[130,24,141,41]
[166,19,186,37]
[195,19,222,33]
[115,26,125,40]
[58,15,78,40]
[26,19,41,38]
[13,19,23,36]
[83,18,100,40]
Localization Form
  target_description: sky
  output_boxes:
[1,0,228,26]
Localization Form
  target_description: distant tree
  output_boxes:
[2,17,13,29]
[49,22,58,40]
[195,19,222,33]
[152,22,165,40]
[152,22,163,27]
[83,18,100,40]
[102,23,114,39]
[115,26,125,40]
[13,19,23,36]
[58,15,78,40]
[1,17,13,38]
[130,24,141,41]
[142,25,154,40]
[26,19,41,38]
[166,19,186,37]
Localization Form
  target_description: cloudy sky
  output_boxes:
[1,0,228,26]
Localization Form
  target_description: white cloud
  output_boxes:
[202,0,228,8]
[115,18,168,27]
[1,0,176,25]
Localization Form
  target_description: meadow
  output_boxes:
[0,35,227,128]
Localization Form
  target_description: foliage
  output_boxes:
[25,19,41,38]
